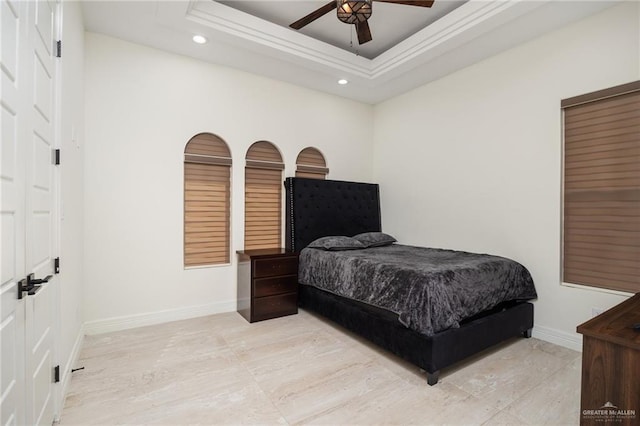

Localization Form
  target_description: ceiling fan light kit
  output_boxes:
[289,0,435,46]
[337,0,372,24]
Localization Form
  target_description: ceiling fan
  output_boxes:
[289,0,435,45]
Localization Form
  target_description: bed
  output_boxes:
[284,177,536,385]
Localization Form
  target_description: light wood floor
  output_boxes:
[61,309,581,425]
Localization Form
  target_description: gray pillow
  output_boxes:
[307,236,366,251]
[352,232,397,248]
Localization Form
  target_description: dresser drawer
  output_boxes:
[253,293,298,320]
[253,256,298,278]
[254,275,297,298]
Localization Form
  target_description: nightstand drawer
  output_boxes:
[253,293,298,319]
[253,257,298,278]
[254,275,297,297]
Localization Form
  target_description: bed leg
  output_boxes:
[426,371,439,386]
[523,328,532,338]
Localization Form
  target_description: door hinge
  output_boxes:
[56,40,62,58]
[54,149,60,165]
[54,257,60,274]
[54,365,60,383]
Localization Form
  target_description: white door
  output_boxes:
[25,0,57,424]
[1,0,59,424]
[1,0,29,423]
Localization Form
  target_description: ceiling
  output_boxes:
[81,0,620,104]
[217,1,468,59]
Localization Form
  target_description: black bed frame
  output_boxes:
[285,177,534,385]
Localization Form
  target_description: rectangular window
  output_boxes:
[184,160,231,266]
[244,166,282,250]
[562,81,640,293]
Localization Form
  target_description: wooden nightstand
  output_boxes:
[577,293,640,425]
[236,248,299,323]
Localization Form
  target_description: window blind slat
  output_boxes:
[565,160,638,176]
[565,244,640,259]
[566,170,640,182]
[565,269,639,285]
[565,106,640,129]
[565,139,638,157]
[564,273,638,294]
[566,254,639,269]
[185,226,229,233]
[565,155,639,171]
[565,189,640,203]
[565,215,640,225]
[564,127,640,144]
[185,167,231,179]
[565,145,640,162]
[565,133,637,152]
[566,262,640,280]
[566,182,638,191]
[565,119,640,139]
[565,220,640,232]
[245,169,283,180]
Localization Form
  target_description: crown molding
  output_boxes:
[160,0,550,83]
[87,0,621,103]
[371,0,545,79]
[157,0,372,78]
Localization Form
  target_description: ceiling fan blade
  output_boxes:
[374,0,434,7]
[290,1,337,30]
[355,20,372,44]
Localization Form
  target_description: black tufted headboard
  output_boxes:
[285,177,382,252]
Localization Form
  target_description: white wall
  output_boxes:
[83,33,374,330]
[57,0,85,409]
[373,2,639,350]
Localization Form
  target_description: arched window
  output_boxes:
[184,133,232,266]
[245,141,284,250]
[296,147,328,179]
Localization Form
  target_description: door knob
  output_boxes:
[27,273,52,286]
[25,273,52,297]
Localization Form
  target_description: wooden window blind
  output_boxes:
[245,141,284,250]
[562,81,640,293]
[184,133,232,267]
[295,147,329,179]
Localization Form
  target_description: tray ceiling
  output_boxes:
[218,1,468,59]
[82,0,620,104]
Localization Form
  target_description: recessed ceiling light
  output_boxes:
[192,35,207,44]
[338,79,348,85]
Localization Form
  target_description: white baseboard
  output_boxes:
[532,324,582,352]
[83,301,237,335]
[56,324,85,422]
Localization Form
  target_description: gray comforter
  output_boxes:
[299,244,537,336]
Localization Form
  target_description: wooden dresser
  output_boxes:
[236,248,299,323]
[577,293,640,426]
